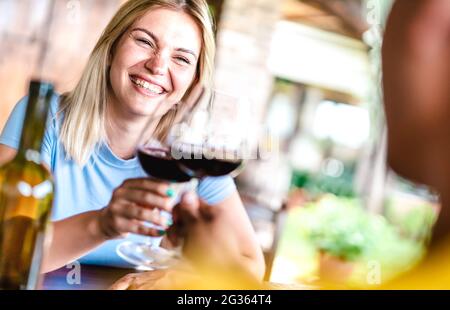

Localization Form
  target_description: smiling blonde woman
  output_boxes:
[0,0,265,279]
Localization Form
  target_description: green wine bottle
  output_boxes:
[0,80,54,290]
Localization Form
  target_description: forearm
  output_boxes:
[383,0,450,120]
[230,217,265,280]
[237,250,265,281]
[41,210,108,273]
[229,221,265,280]
[214,193,266,280]
[383,0,450,241]
[187,226,265,281]
[382,0,450,175]
[174,191,266,281]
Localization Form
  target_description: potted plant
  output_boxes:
[302,195,370,284]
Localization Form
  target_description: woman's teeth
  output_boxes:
[131,77,164,94]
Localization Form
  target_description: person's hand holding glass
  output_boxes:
[116,86,253,270]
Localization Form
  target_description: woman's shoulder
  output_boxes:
[0,92,63,153]
[14,92,61,117]
[19,91,64,138]
[197,175,236,205]
[50,92,62,115]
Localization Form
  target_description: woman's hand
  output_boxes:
[110,192,264,290]
[109,262,199,290]
[167,192,265,281]
[167,192,241,267]
[97,178,175,239]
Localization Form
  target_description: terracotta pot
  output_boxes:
[318,252,354,284]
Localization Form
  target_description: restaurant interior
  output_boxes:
[0,0,441,289]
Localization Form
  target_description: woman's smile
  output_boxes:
[129,74,167,98]
[108,7,201,117]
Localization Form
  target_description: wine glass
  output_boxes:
[116,139,195,270]
[116,86,254,269]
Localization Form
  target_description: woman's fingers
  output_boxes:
[100,178,178,238]
[166,192,200,241]
[198,202,221,222]
[159,235,177,250]
[120,218,167,237]
[166,222,184,246]
[114,187,173,212]
[100,207,167,237]
[122,178,171,196]
[176,192,200,223]
[109,273,136,290]
[112,201,169,228]
[129,270,167,289]
[109,271,167,290]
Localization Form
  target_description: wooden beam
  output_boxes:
[299,0,369,39]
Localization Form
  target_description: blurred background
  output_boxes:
[0,0,439,287]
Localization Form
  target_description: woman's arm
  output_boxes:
[1,145,107,273]
[0,145,105,273]
[1,144,112,272]
[111,191,266,290]
[382,0,450,178]
[210,191,266,280]
[0,144,17,166]
[42,210,107,272]
[382,0,450,243]
[171,191,266,281]
[42,178,174,273]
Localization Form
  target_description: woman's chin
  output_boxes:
[125,97,160,113]
[119,92,172,118]
[128,104,170,118]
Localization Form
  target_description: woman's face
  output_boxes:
[109,7,202,118]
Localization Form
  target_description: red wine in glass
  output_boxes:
[117,87,250,270]
[137,146,192,183]
[173,143,243,178]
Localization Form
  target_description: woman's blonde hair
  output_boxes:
[59,0,216,165]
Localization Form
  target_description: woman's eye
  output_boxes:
[175,57,191,65]
[136,38,154,48]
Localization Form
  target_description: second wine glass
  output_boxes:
[117,86,254,269]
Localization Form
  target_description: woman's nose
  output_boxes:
[145,53,168,76]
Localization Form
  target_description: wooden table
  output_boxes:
[42,265,138,290]
[42,265,313,290]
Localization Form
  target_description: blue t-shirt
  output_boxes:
[0,95,236,268]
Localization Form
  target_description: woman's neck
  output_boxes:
[105,102,158,160]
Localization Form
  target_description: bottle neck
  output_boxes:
[17,81,54,162]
